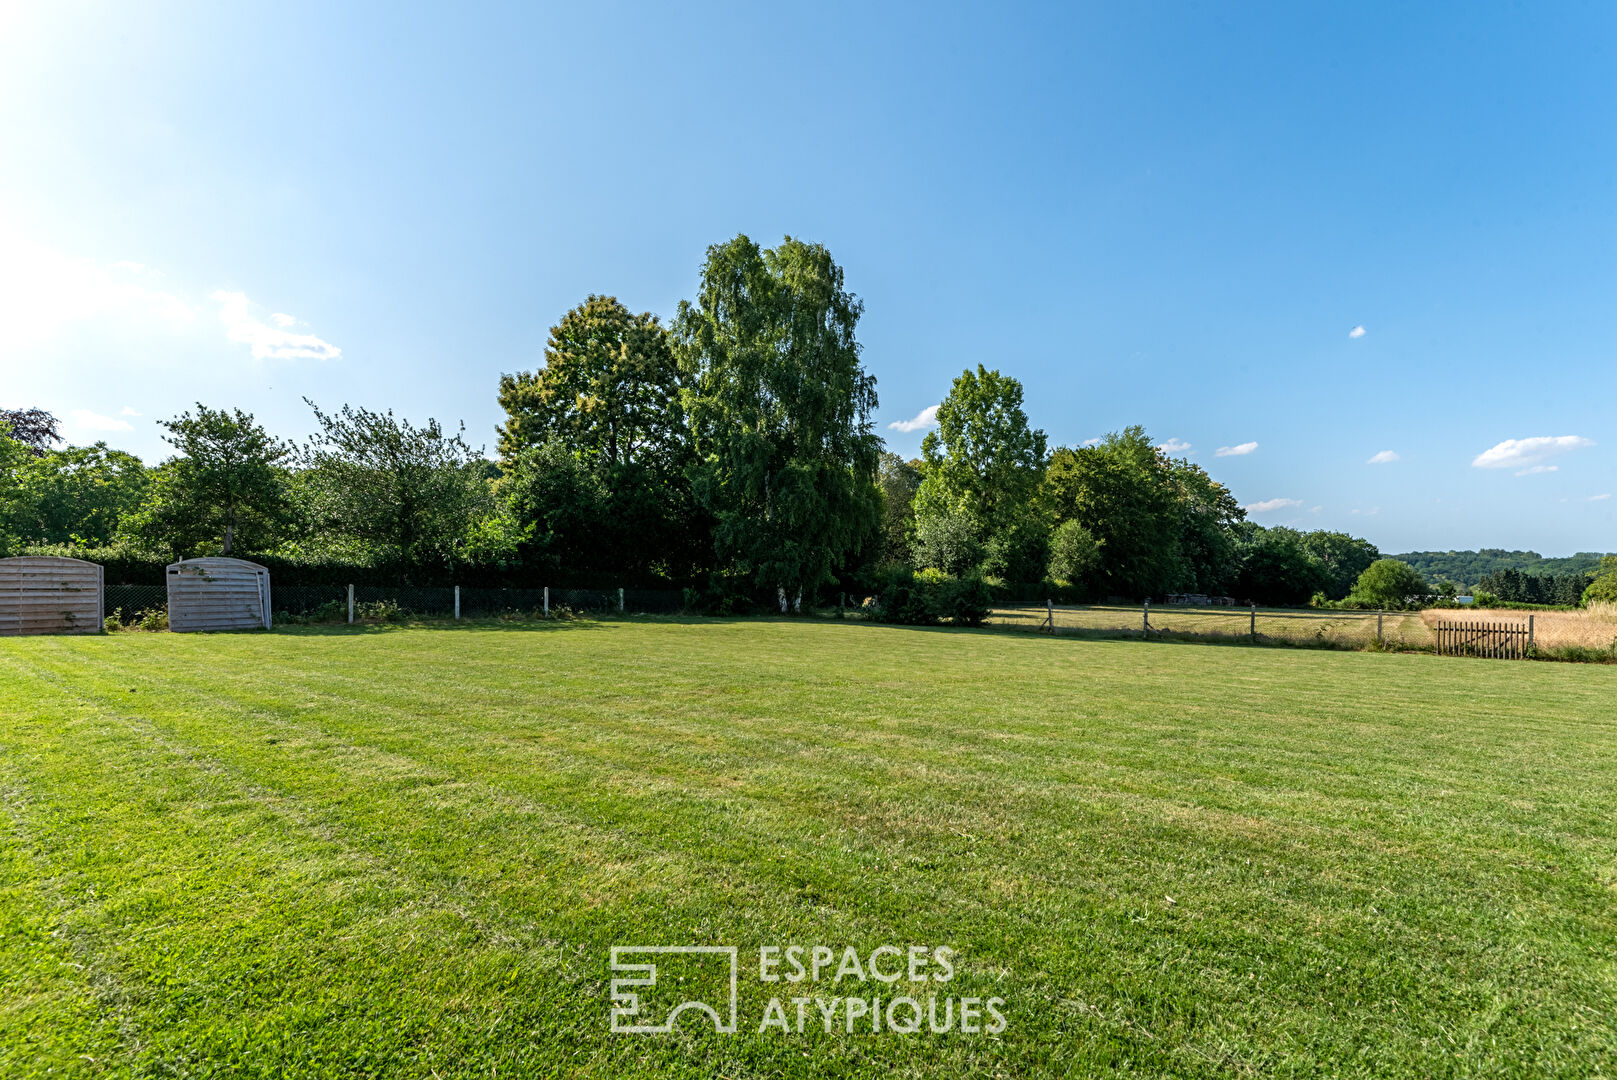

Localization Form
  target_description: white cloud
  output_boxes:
[1215,441,1258,457]
[1589,493,1612,502]
[1472,435,1593,471]
[1366,450,1399,464]
[212,290,341,361]
[1157,437,1192,454]
[66,408,134,434]
[120,406,140,416]
[1245,497,1301,513]
[1081,437,1102,447]
[1348,325,1366,339]
[270,312,298,328]
[1516,464,1558,476]
[888,404,939,433]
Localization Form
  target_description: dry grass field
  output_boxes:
[1421,602,1617,653]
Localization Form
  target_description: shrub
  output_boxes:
[871,568,990,626]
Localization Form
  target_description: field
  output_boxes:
[2,619,1615,1078]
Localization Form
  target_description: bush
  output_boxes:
[870,569,990,626]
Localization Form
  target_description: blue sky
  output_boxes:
[2,1,1612,554]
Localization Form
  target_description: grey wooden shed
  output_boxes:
[0,556,104,635]
[166,557,272,632]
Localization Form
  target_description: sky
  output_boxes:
[1,0,1613,554]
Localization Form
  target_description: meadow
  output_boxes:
[2,619,1615,1078]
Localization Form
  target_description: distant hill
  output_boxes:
[1393,549,1613,587]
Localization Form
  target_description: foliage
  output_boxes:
[1042,428,1183,597]
[1301,531,1381,601]
[1047,519,1101,582]
[495,438,608,573]
[675,234,881,601]
[909,503,984,575]
[119,405,291,557]
[1476,567,1591,607]
[913,366,1047,538]
[4,442,150,546]
[870,567,990,626]
[1234,525,1331,607]
[1583,556,1617,605]
[876,451,922,565]
[1348,558,1431,610]
[1167,458,1245,594]
[299,400,491,581]
[496,294,682,471]
[0,407,62,455]
[1392,548,1613,588]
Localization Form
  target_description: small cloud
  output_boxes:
[212,290,341,361]
[888,404,939,433]
[1081,437,1102,447]
[270,312,298,328]
[1309,505,1322,513]
[1366,450,1399,464]
[1157,437,1192,455]
[66,408,134,433]
[1245,497,1301,513]
[120,405,140,416]
[1472,434,1593,471]
[1588,493,1612,502]
[1215,441,1258,457]
[1348,325,1366,339]
[1516,465,1558,476]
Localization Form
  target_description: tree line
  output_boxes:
[4,234,1393,610]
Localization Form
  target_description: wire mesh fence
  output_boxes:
[991,602,1436,650]
[104,585,169,625]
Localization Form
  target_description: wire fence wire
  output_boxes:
[991,602,1436,650]
[107,583,689,624]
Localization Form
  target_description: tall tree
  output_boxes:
[496,295,682,469]
[121,405,290,556]
[876,451,922,566]
[300,400,489,579]
[1042,428,1182,597]
[1302,531,1381,601]
[674,234,881,609]
[913,366,1047,536]
[1168,459,1245,594]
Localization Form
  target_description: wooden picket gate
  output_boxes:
[1433,618,1532,659]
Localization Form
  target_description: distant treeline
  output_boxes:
[1474,568,1593,607]
[1393,549,1613,589]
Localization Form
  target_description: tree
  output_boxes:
[1168,459,1245,594]
[122,405,290,556]
[913,366,1047,537]
[876,451,922,566]
[1041,428,1182,597]
[0,408,62,456]
[6,443,150,546]
[910,504,985,576]
[1301,531,1381,601]
[674,234,881,609]
[1047,519,1101,582]
[300,400,489,579]
[0,429,30,555]
[1582,556,1617,605]
[1235,524,1330,606]
[496,295,682,470]
[495,438,609,574]
[1348,558,1431,610]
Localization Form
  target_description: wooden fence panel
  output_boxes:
[0,556,103,635]
[1434,619,1529,659]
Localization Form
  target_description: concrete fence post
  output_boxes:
[347,583,354,624]
[543,586,549,618]
[618,587,625,613]
[454,585,460,620]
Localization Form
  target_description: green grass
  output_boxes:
[2,618,1614,1078]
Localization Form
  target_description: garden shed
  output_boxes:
[166,557,272,632]
[0,556,104,635]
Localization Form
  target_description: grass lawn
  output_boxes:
[2,619,1614,1078]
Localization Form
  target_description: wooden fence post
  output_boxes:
[1528,614,1534,650]
[1250,602,1256,641]
[454,585,460,620]
[1377,610,1384,645]
[347,583,354,624]
[543,586,549,618]
[1143,599,1150,639]
[1047,598,1054,633]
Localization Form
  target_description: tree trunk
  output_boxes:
[778,586,788,614]
[222,522,234,555]
[793,587,802,614]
